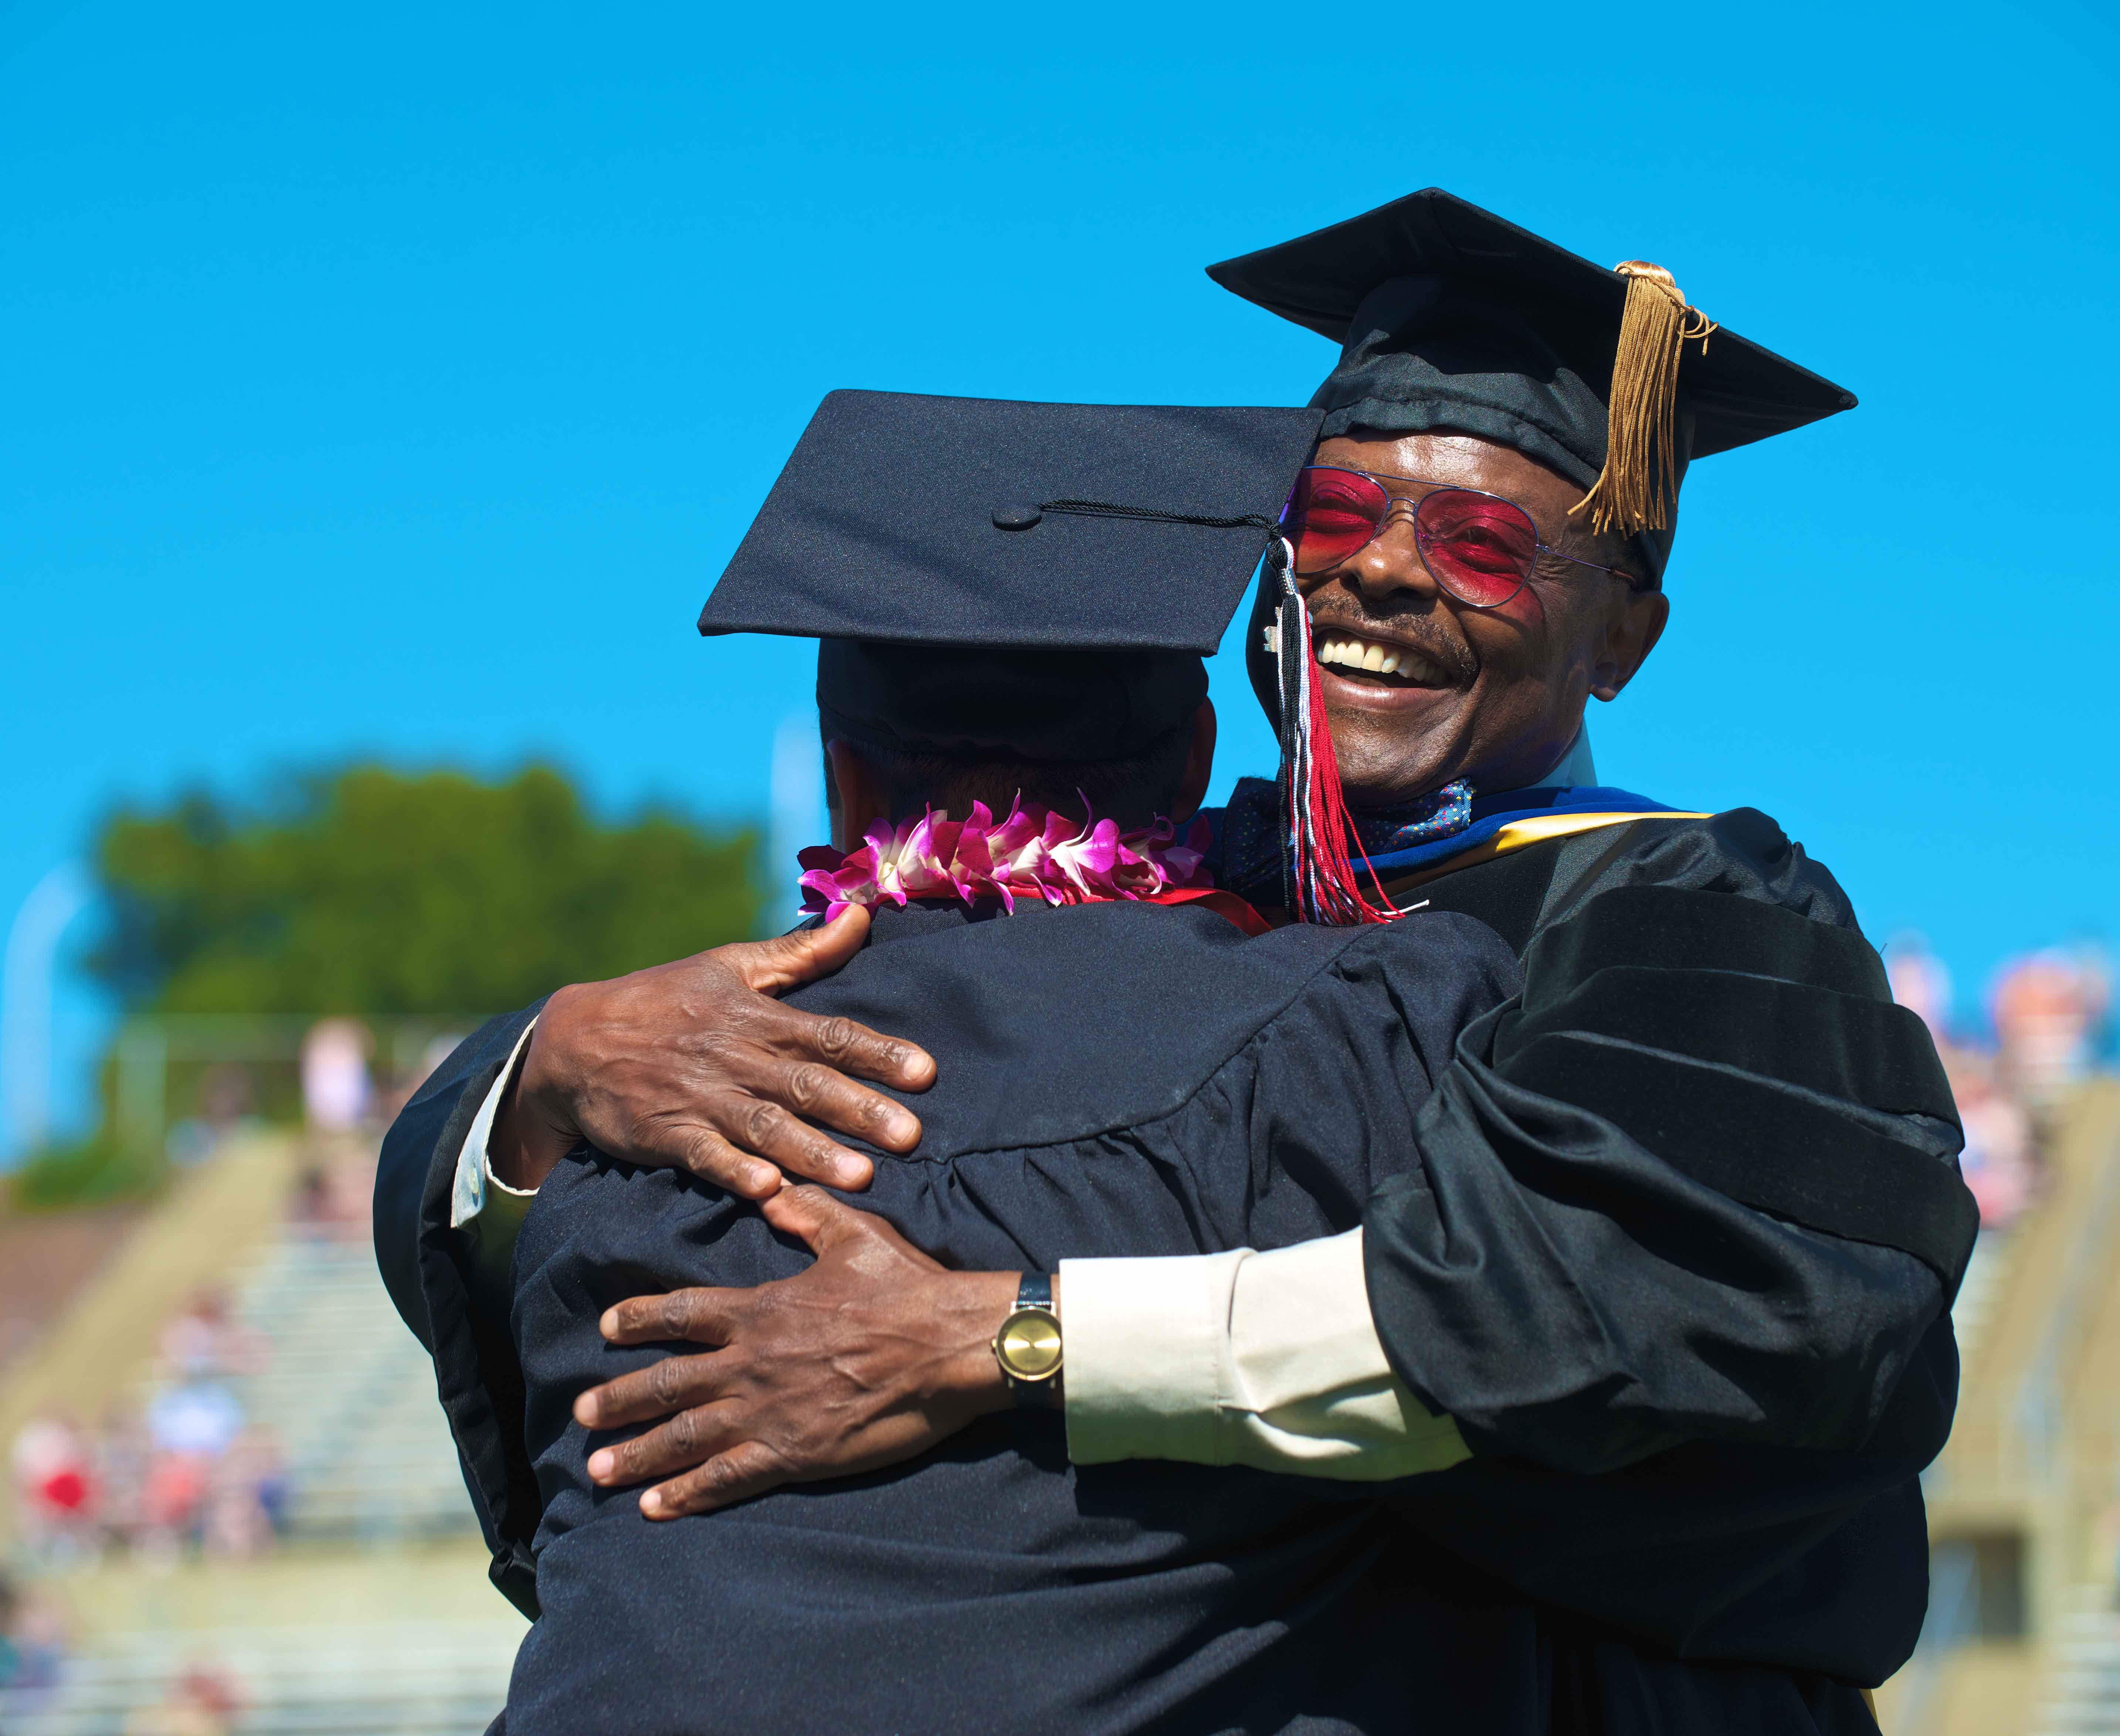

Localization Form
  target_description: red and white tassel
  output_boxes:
[1268,539,1398,925]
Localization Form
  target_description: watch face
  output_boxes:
[997,1307,1063,1381]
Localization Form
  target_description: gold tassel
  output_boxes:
[1570,262,1717,538]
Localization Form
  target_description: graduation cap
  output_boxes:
[698,390,1325,761]
[1208,188,1857,581]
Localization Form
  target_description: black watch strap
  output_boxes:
[993,1272,1063,1410]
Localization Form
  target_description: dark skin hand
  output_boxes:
[569,432,1673,1508]
[576,1187,1019,1516]
[491,701,1214,1200]
[490,904,936,1198]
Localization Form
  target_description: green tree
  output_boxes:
[88,762,762,1016]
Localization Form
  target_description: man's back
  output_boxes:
[503,898,1520,1736]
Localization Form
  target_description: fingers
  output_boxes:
[662,1106,865,1196]
[715,920,937,1098]
[638,1440,797,1518]
[598,1287,743,1350]
[757,1183,882,1256]
[783,1003,937,1097]
[585,1365,733,1458]
[757,1049,920,1156]
[723,906,871,995]
[584,1392,740,1486]
[651,1126,787,1200]
[701,1081,887,1185]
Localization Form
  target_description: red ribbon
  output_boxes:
[1143,884,1274,937]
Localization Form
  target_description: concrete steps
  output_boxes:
[2035,1603,2120,1732]
[0,1619,520,1736]
[192,1236,478,1542]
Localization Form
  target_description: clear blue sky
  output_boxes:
[4,0,2116,1149]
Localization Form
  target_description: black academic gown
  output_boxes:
[372,808,1971,1736]
[1360,809,1973,1704]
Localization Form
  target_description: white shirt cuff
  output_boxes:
[449,1019,540,1230]
[1062,1229,1469,1480]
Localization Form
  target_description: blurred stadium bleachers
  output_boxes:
[2,1135,523,1736]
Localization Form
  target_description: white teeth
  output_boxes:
[1316,632,1442,681]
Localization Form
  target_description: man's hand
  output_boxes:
[492,907,936,1199]
[573,1187,1020,1517]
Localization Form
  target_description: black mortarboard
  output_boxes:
[1207,188,1857,581]
[699,390,1324,761]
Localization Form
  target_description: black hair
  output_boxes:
[838,721,1197,833]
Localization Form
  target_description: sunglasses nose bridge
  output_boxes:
[1344,506,1439,601]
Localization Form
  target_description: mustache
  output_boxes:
[1304,599,1477,684]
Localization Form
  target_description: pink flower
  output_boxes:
[796,798,1211,923]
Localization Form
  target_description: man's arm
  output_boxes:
[377,906,939,1351]
[484,910,933,1199]
[371,910,943,1608]
[1356,809,1972,1472]
[1059,1230,1468,1476]
[1062,812,1969,1477]
[569,811,1971,1499]
[571,1198,1468,1517]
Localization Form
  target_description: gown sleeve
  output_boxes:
[1361,807,1976,1476]
[372,1000,549,1617]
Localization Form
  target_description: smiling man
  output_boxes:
[377,191,1974,1730]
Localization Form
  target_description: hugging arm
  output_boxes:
[374,905,937,1349]
[371,908,937,1605]
[580,815,1971,1517]
[1357,811,1971,1474]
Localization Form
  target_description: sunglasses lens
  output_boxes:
[1415,489,1539,605]
[1283,468,1388,573]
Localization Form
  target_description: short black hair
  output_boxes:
[839,720,1196,833]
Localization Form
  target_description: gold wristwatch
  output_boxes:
[991,1273,1063,1408]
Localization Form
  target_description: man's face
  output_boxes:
[1300,429,1669,804]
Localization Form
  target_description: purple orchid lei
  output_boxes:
[797,799,1213,922]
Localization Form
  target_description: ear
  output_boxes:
[824,740,893,853]
[1170,700,1218,822]
[1590,587,1669,703]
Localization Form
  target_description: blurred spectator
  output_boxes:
[94,1406,152,1543]
[201,1426,286,1560]
[8,1283,299,1564]
[10,1416,98,1562]
[289,1166,334,1238]
[374,1030,468,1125]
[123,1662,246,1736]
[1952,1055,2038,1228]
[288,1155,375,1243]
[0,1572,70,1704]
[140,1378,244,1551]
[1992,946,2114,1111]
[9,1293,291,1560]
[28,1395,292,1563]
[157,1291,267,1383]
[302,1018,373,1131]
[1887,932,1956,1047]
[145,1383,243,1461]
[164,1064,262,1167]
